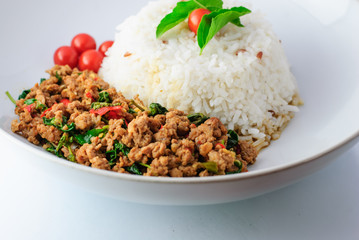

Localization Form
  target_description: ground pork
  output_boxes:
[10,65,257,177]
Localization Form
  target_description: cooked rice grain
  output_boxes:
[100,0,301,148]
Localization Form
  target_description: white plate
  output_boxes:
[0,0,358,205]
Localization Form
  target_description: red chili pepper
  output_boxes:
[86,92,95,102]
[190,124,196,128]
[90,106,123,117]
[41,106,53,117]
[197,140,202,145]
[24,103,35,112]
[124,119,128,127]
[107,111,122,119]
[216,143,225,149]
[60,98,70,106]
[160,125,164,130]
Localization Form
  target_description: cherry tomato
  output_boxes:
[188,8,211,34]
[78,49,104,73]
[71,33,96,54]
[53,46,78,69]
[99,41,114,56]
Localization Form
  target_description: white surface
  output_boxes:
[0,135,358,239]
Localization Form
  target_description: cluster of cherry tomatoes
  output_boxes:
[54,33,113,73]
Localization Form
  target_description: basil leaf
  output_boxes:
[55,72,62,84]
[18,90,30,100]
[226,129,239,150]
[62,122,76,132]
[46,145,66,159]
[98,91,111,103]
[156,0,224,38]
[105,140,131,167]
[106,150,117,166]
[24,98,37,105]
[148,103,168,116]
[230,18,244,27]
[74,126,109,145]
[43,116,76,133]
[114,140,130,157]
[46,142,66,159]
[127,108,136,114]
[156,1,200,38]
[125,163,142,175]
[40,78,46,84]
[194,0,223,11]
[187,113,209,126]
[198,7,251,54]
[226,160,242,174]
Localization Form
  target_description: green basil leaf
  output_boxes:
[18,90,31,100]
[156,1,200,38]
[230,18,244,27]
[226,129,239,150]
[74,126,109,145]
[198,7,251,54]
[105,150,117,166]
[61,122,76,132]
[114,140,130,157]
[98,91,111,103]
[40,78,46,84]
[46,146,66,159]
[125,163,142,175]
[194,0,223,11]
[55,72,62,84]
[226,160,242,174]
[127,108,136,114]
[43,116,75,133]
[148,103,168,116]
[24,98,37,105]
[187,113,209,126]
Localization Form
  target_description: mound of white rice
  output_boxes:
[100,0,301,149]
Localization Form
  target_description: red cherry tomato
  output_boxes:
[71,33,96,54]
[78,50,104,73]
[99,41,114,56]
[53,46,78,69]
[188,8,211,34]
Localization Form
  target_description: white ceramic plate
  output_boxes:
[0,0,358,205]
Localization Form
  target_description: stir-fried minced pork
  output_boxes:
[10,65,257,177]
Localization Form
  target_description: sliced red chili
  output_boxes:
[24,103,35,112]
[40,106,53,117]
[216,143,225,149]
[86,92,95,102]
[90,106,123,116]
[107,111,122,119]
[60,98,70,106]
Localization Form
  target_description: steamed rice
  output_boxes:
[100,0,301,149]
